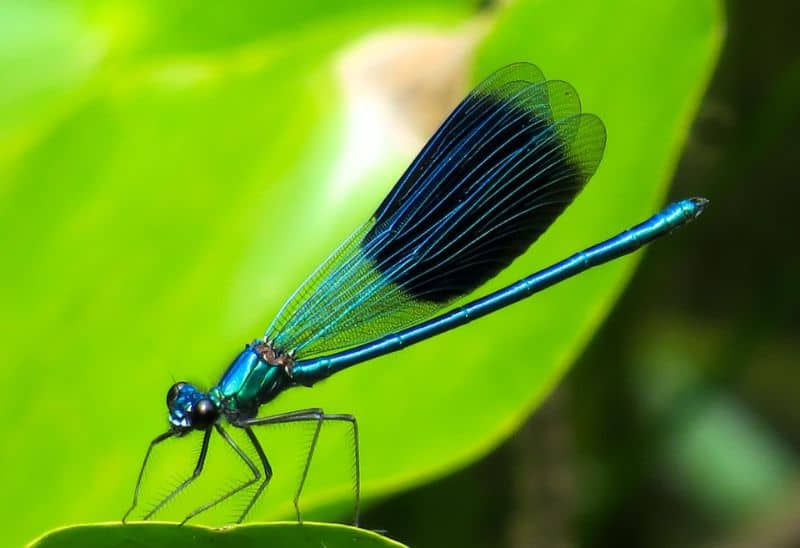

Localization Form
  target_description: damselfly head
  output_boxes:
[166,381,219,431]
[166,381,189,408]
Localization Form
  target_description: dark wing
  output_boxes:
[264,63,606,358]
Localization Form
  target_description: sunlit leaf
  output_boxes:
[27,523,406,548]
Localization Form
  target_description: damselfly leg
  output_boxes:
[143,428,212,520]
[237,409,361,525]
[122,430,174,523]
[179,424,260,524]
[231,426,273,523]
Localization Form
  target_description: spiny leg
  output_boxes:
[179,424,260,525]
[237,409,324,523]
[239,409,360,526]
[236,427,273,523]
[321,414,360,526]
[122,430,174,523]
[143,428,212,520]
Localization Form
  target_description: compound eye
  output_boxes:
[190,398,218,429]
[166,381,188,408]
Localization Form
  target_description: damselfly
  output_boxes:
[123,62,707,526]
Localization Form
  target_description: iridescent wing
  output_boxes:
[265,63,606,358]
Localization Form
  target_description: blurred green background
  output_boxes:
[1,0,796,547]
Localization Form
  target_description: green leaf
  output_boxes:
[27,523,407,548]
[2,1,722,546]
